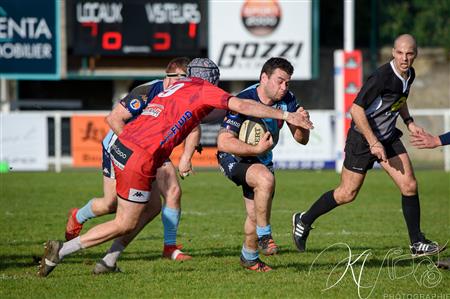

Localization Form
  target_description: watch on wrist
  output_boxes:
[403,117,414,126]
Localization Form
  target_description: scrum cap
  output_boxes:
[187,58,220,85]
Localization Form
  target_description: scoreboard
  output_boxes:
[67,0,204,56]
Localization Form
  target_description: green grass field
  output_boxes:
[0,169,449,298]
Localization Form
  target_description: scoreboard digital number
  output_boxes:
[69,1,203,56]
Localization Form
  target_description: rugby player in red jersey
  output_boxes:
[39,58,313,277]
[65,57,197,264]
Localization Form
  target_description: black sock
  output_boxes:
[302,190,338,225]
[402,194,421,244]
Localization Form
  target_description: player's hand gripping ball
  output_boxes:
[239,118,268,145]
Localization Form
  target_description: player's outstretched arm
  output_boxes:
[227,97,314,129]
[410,131,444,149]
[106,104,133,135]
[288,107,310,145]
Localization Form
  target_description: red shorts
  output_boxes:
[110,138,158,203]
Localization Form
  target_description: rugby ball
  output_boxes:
[239,118,268,145]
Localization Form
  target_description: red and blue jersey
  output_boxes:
[119,77,231,166]
[119,80,164,119]
[102,80,164,149]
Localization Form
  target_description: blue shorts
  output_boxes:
[217,151,274,200]
[102,145,115,178]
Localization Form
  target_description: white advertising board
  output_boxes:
[1,113,48,171]
[273,111,335,169]
[209,0,311,80]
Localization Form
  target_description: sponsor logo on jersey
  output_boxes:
[225,118,241,128]
[128,188,150,203]
[142,103,164,117]
[129,99,141,111]
[160,111,193,145]
[110,140,133,169]
[391,96,407,112]
[112,144,128,159]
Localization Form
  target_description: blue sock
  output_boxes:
[256,224,272,239]
[76,199,96,224]
[162,206,180,246]
[241,244,258,261]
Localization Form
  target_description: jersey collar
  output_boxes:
[390,60,411,93]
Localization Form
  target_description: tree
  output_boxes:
[379,0,450,49]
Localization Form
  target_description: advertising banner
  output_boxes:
[273,111,335,169]
[0,0,60,79]
[71,115,109,167]
[209,0,311,80]
[170,145,219,168]
[1,113,48,170]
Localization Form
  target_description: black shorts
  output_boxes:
[217,151,274,200]
[343,128,407,174]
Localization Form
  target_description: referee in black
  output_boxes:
[292,34,445,257]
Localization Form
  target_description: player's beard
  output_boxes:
[274,90,287,101]
[263,85,285,103]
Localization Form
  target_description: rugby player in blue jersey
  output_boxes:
[217,57,311,271]
[65,58,198,271]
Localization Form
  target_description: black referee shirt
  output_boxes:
[352,60,415,141]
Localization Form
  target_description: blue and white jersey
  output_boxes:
[102,80,164,150]
[219,83,300,165]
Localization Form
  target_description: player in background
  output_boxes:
[410,131,450,148]
[292,34,445,257]
[411,130,450,269]
[65,57,197,262]
[38,58,314,277]
[217,57,311,272]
